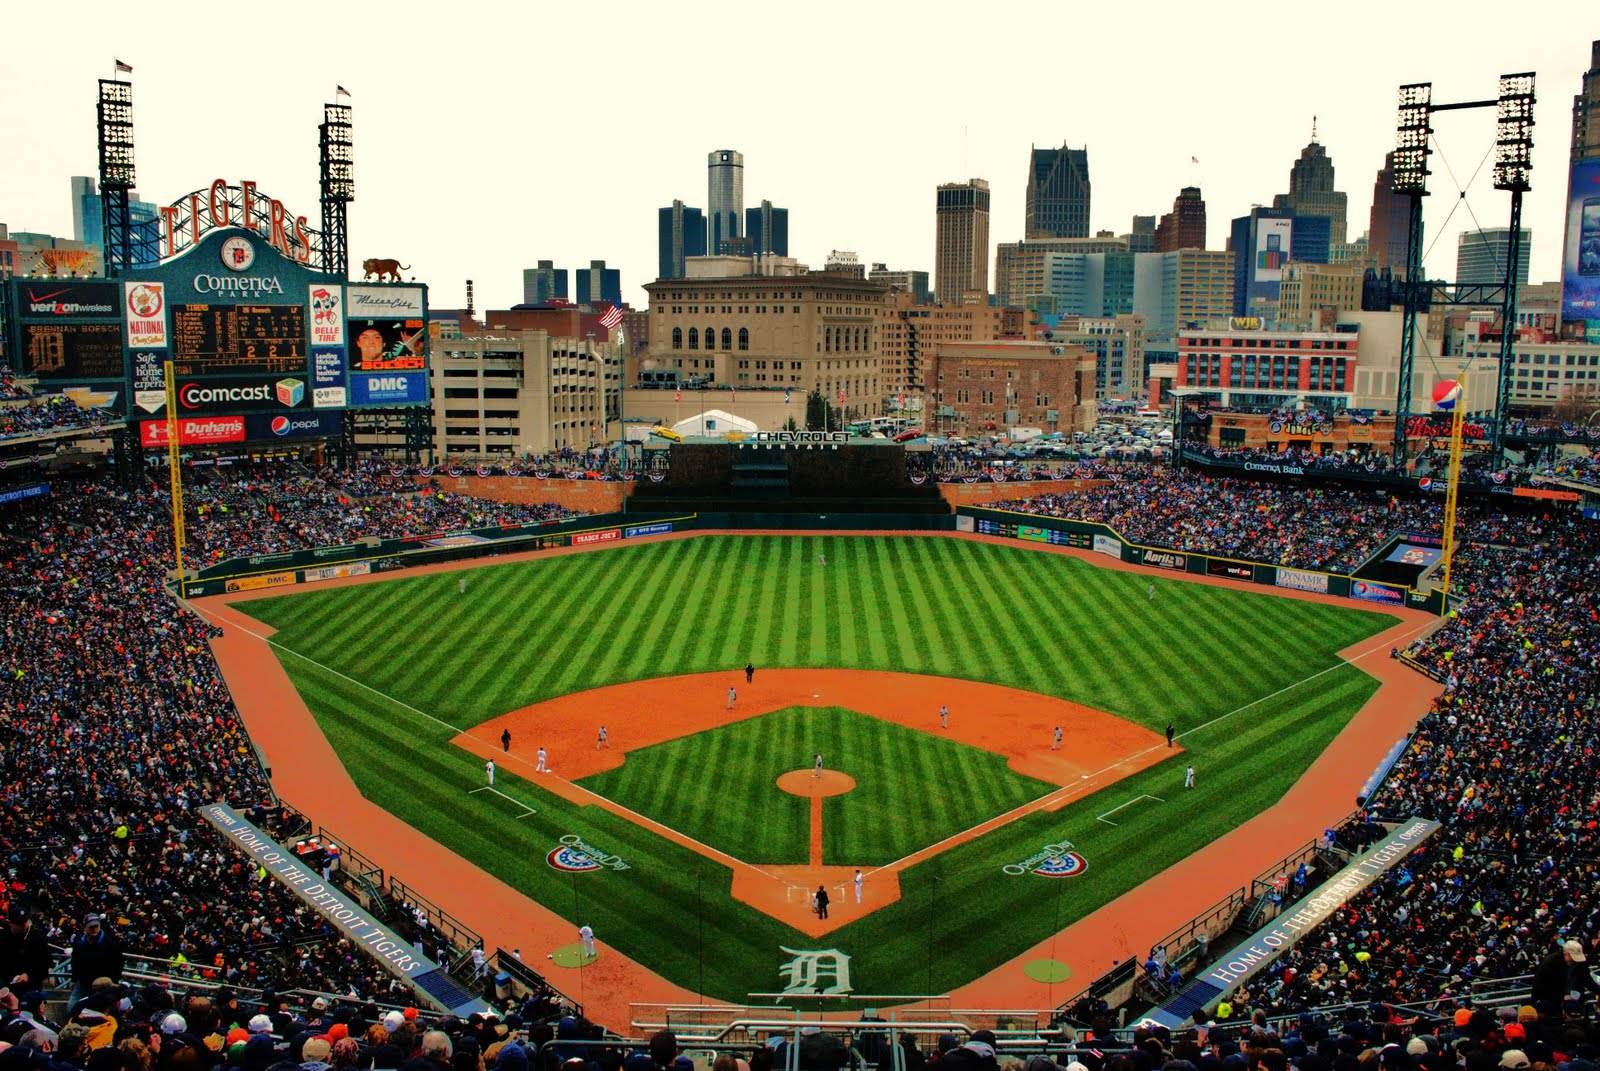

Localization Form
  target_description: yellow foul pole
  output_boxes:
[163,359,188,600]
[1437,382,1467,613]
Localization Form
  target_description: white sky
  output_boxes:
[0,0,1592,312]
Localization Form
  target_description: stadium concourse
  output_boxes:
[1,460,1598,1071]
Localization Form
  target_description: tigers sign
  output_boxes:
[157,180,315,264]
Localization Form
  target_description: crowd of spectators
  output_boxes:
[992,468,1441,574]
[173,464,579,562]
[0,395,114,442]
[1533,454,1600,490]
[0,480,444,1006]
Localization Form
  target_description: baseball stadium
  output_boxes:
[2,45,1599,1071]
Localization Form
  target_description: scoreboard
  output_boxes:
[20,322,125,380]
[171,303,307,376]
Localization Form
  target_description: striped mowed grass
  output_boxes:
[238,534,1394,1000]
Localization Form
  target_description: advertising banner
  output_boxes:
[131,350,167,414]
[624,522,673,538]
[312,348,345,387]
[244,411,344,441]
[346,286,425,317]
[19,322,125,380]
[1093,533,1122,559]
[1385,543,1443,568]
[349,318,426,371]
[140,415,247,448]
[1350,580,1405,605]
[176,375,310,414]
[1561,159,1600,324]
[0,483,50,506]
[19,282,118,318]
[303,562,372,583]
[1141,548,1187,570]
[223,571,296,593]
[1207,559,1254,581]
[309,284,345,346]
[955,515,975,533]
[1276,567,1330,594]
[1254,218,1293,283]
[572,528,621,546]
[348,371,428,407]
[124,282,168,348]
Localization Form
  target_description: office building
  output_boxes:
[1276,262,1365,329]
[994,237,1130,315]
[935,179,991,304]
[658,201,707,280]
[822,251,866,279]
[70,176,159,267]
[1229,209,1331,316]
[0,222,104,277]
[1461,335,1600,408]
[929,340,1097,435]
[1455,228,1531,286]
[708,149,744,254]
[1571,40,1600,161]
[522,260,569,305]
[644,273,890,417]
[746,200,788,256]
[575,260,622,307]
[1272,136,1349,248]
[1154,187,1207,252]
[1367,153,1410,274]
[868,263,931,304]
[1175,326,1359,410]
[1125,216,1157,253]
[430,328,621,455]
[1133,249,1237,342]
[1049,314,1146,399]
[1025,144,1091,238]
[877,290,1011,398]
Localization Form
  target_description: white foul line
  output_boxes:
[469,785,537,818]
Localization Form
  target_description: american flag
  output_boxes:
[114,59,133,74]
[598,305,623,331]
[837,388,846,406]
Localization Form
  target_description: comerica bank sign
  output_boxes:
[192,273,286,296]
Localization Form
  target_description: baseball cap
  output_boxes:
[160,1013,188,1035]
[248,1015,273,1034]
[1500,1053,1530,1070]
[1564,940,1587,963]
[311,997,330,1012]
[1406,1040,1430,1057]
[383,1011,405,1032]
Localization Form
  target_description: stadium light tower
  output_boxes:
[1490,73,1535,469]
[97,78,137,277]
[320,100,354,278]
[1390,82,1431,463]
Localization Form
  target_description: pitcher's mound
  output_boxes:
[777,769,856,798]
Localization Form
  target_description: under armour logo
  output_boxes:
[778,947,853,996]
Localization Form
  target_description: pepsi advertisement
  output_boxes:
[349,371,429,407]
[245,411,344,441]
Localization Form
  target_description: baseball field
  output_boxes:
[234,533,1396,1002]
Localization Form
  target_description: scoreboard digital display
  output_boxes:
[21,322,125,380]
[171,303,307,376]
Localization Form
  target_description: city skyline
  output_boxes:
[0,1,1591,312]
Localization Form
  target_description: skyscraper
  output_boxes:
[746,200,789,256]
[1571,40,1600,161]
[1154,187,1207,252]
[575,260,622,307]
[707,149,744,254]
[1125,216,1157,253]
[658,200,706,280]
[1367,153,1410,275]
[71,175,159,267]
[935,179,991,304]
[1272,136,1349,248]
[1456,228,1531,286]
[1025,145,1091,238]
[1229,209,1331,316]
[522,260,569,305]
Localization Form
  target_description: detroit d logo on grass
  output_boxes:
[1002,840,1088,878]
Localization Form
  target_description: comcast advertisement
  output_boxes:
[1562,158,1600,333]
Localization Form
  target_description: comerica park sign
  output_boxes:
[157,179,317,265]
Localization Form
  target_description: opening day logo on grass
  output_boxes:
[1002,840,1088,878]
[546,834,629,873]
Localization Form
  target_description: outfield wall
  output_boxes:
[957,507,1447,616]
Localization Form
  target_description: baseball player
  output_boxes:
[1184,764,1196,789]
[727,686,737,710]
[1147,583,1154,601]
[536,747,548,773]
[459,577,467,595]
[939,704,949,729]
[500,728,511,752]
[813,752,824,780]
[578,924,596,959]
[853,869,864,904]
[1052,726,1063,751]
[484,759,495,786]
[596,724,609,749]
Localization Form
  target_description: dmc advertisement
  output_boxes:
[348,371,428,407]
[1254,218,1293,283]
[1562,159,1600,325]
[1350,580,1405,605]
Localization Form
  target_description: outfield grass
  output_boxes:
[238,534,1394,1001]
[579,706,1055,865]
